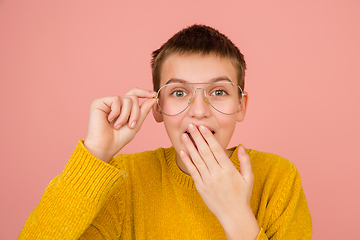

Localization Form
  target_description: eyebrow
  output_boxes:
[165,76,232,85]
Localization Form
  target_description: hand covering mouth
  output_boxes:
[184,129,215,147]
[185,130,215,136]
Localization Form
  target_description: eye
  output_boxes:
[210,89,228,97]
[171,90,188,98]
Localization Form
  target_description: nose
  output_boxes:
[187,88,211,118]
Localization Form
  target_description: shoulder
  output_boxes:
[243,147,300,186]
[110,147,168,171]
[247,148,296,172]
[241,147,305,204]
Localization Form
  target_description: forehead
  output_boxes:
[160,53,238,87]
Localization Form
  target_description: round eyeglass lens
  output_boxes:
[157,81,243,116]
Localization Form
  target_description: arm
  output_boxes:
[19,89,157,239]
[18,141,124,239]
[180,124,259,240]
[179,124,312,240]
[257,163,312,239]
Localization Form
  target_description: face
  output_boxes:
[153,54,248,172]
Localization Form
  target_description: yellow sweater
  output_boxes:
[19,141,312,239]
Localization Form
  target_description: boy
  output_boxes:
[19,25,312,239]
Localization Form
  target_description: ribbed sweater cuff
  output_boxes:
[60,141,126,204]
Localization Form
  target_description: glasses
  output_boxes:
[155,81,246,116]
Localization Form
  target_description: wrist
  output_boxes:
[221,207,260,240]
[83,141,113,163]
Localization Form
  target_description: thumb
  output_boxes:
[237,145,254,183]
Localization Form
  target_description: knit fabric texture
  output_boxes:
[18,141,312,239]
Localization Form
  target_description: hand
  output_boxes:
[180,123,259,239]
[84,88,157,163]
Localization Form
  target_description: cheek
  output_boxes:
[163,116,180,128]
[216,116,238,147]
[217,114,238,128]
[162,116,183,139]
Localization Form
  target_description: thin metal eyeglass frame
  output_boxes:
[155,82,246,116]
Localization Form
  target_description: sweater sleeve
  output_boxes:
[18,141,127,239]
[257,163,312,240]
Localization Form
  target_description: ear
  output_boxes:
[152,102,164,123]
[236,91,248,122]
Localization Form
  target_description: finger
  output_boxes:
[126,87,157,98]
[113,97,133,129]
[198,125,231,169]
[127,95,140,129]
[237,145,254,182]
[179,150,203,184]
[134,98,157,130]
[181,131,210,179]
[187,123,218,171]
[94,96,120,122]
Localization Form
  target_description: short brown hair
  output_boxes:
[151,24,246,92]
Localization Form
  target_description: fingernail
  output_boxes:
[130,121,136,128]
[115,124,121,130]
[199,125,206,133]
[188,123,195,132]
[240,145,246,154]
[182,133,189,142]
[149,91,157,97]
[180,150,186,158]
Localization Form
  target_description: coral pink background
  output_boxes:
[1,1,359,239]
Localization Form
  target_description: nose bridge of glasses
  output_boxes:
[191,87,209,105]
